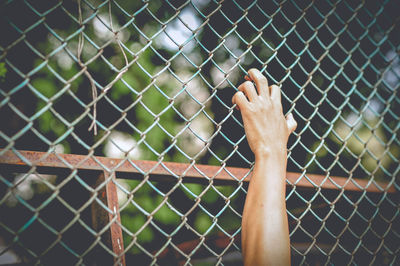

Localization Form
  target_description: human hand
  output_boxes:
[232,69,297,160]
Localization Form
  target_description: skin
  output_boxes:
[232,69,297,266]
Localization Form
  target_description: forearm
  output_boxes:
[242,153,290,266]
[232,69,296,265]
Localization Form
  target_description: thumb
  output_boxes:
[286,113,297,134]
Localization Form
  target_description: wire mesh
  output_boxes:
[0,0,399,265]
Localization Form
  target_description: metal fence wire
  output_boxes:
[0,0,399,265]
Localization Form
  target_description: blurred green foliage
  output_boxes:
[0,62,7,80]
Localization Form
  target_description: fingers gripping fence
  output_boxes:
[0,0,399,265]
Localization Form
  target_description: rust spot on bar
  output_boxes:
[0,149,396,193]
[90,171,125,265]
[104,171,125,266]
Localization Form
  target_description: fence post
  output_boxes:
[90,171,125,266]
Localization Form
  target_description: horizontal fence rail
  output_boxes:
[0,149,396,193]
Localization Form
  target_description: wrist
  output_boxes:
[252,151,288,189]
[254,147,287,162]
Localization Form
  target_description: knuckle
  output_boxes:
[265,103,273,111]
[273,101,283,109]
[259,73,268,81]
[232,92,239,102]
[247,103,256,112]
[238,82,248,92]
[271,84,279,90]
[248,68,258,75]
[258,95,267,105]
[243,81,254,89]
[262,96,271,105]
[240,81,255,95]
[233,92,242,101]
[255,101,267,111]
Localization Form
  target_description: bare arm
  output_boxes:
[232,69,297,266]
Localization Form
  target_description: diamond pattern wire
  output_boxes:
[0,0,399,265]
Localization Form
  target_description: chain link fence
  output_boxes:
[0,0,399,265]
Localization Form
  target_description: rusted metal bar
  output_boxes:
[90,171,125,266]
[0,149,395,193]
